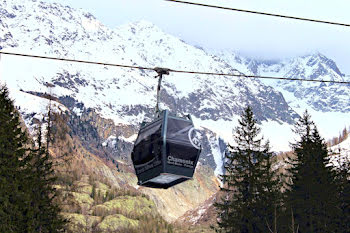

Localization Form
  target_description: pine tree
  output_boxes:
[214,106,281,233]
[259,141,282,233]
[333,155,350,231]
[285,110,340,232]
[0,85,31,232]
[26,121,66,232]
[0,85,65,232]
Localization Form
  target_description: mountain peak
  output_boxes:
[115,20,165,39]
[303,52,344,77]
[131,20,157,29]
[117,20,160,32]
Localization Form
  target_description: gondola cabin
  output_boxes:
[131,110,201,189]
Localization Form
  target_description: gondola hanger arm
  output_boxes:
[154,67,170,76]
[153,67,170,116]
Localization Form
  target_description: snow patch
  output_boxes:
[329,136,350,168]
[208,135,225,176]
[102,135,117,147]
[81,17,103,32]
[118,134,137,143]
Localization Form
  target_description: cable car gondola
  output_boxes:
[131,68,202,189]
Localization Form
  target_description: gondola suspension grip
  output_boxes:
[154,67,170,117]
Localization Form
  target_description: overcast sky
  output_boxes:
[47,0,350,74]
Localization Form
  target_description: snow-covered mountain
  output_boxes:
[257,53,349,113]
[216,50,350,149]
[0,0,348,174]
[216,51,349,113]
[0,1,297,122]
[0,0,294,169]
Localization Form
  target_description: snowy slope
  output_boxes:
[331,136,350,153]
[329,136,350,168]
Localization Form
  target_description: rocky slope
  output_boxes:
[177,194,218,227]
[47,116,218,231]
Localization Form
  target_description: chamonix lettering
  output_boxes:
[167,156,194,168]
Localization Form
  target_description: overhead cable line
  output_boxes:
[165,0,350,28]
[0,51,155,71]
[0,51,349,84]
[169,69,350,84]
